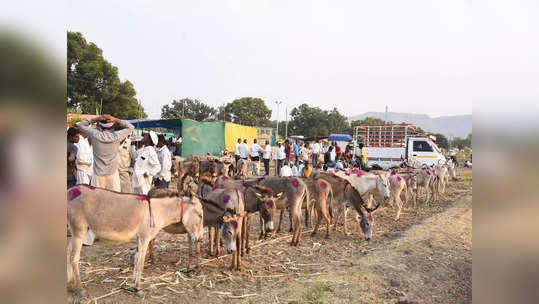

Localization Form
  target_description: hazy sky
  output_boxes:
[64,0,537,119]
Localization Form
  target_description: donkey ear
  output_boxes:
[254,192,263,199]
[275,192,283,198]
[221,215,230,222]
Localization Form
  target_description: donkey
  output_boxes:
[316,173,379,240]
[386,170,409,221]
[172,156,200,193]
[414,166,438,204]
[67,185,204,297]
[302,178,334,239]
[214,175,285,251]
[252,176,310,246]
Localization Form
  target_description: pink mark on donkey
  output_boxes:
[396,176,402,183]
[291,178,299,188]
[426,171,431,175]
[368,213,373,222]
[242,183,251,188]
[230,220,238,229]
[266,199,274,208]
[223,195,231,205]
[222,176,229,181]
[319,180,327,189]
[345,172,351,176]
[135,194,148,201]
[67,186,81,200]
[356,170,365,177]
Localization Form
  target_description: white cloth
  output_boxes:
[312,142,322,154]
[132,146,161,194]
[273,146,286,160]
[280,165,293,177]
[296,164,304,176]
[250,143,262,157]
[156,145,172,182]
[330,150,336,162]
[263,144,272,159]
[239,143,249,159]
[291,166,299,176]
[75,137,93,175]
[234,143,241,156]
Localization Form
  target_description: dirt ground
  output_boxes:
[68,169,472,304]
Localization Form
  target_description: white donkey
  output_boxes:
[332,169,391,233]
[67,185,204,297]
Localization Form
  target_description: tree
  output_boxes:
[161,98,217,121]
[287,104,350,139]
[430,133,449,149]
[225,97,272,126]
[67,31,146,118]
[350,117,385,129]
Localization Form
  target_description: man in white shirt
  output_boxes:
[132,131,161,194]
[234,138,241,173]
[239,139,249,160]
[155,134,172,188]
[312,140,321,167]
[262,140,272,176]
[291,162,299,176]
[273,142,286,176]
[75,132,93,185]
[249,139,262,176]
[280,161,293,177]
[296,160,304,177]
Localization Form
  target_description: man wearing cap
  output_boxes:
[132,131,161,194]
[76,114,134,191]
[155,134,172,189]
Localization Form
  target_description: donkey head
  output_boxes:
[358,206,375,241]
[376,175,391,201]
[183,194,205,242]
[254,191,283,232]
[216,160,232,177]
[218,210,245,254]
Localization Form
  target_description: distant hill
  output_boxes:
[349,112,472,138]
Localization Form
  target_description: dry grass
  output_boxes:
[68,169,472,304]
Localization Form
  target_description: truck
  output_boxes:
[352,123,446,169]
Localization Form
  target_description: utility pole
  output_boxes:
[275,101,282,140]
[385,105,388,123]
[285,106,288,138]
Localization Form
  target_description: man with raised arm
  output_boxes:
[76,114,134,191]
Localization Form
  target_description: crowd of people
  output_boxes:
[231,137,368,177]
[67,115,177,245]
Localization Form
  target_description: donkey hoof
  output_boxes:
[73,289,87,298]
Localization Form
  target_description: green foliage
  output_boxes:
[450,133,472,149]
[161,98,217,121]
[68,116,83,127]
[225,97,272,126]
[350,117,385,129]
[429,133,449,149]
[287,104,350,139]
[67,31,146,118]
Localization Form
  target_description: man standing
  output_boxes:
[132,131,161,194]
[155,134,172,188]
[358,143,368,170]
[234,138,241,173]
[75,131,93,185]
[118,137,132,193]
[76,114,134,191]
[249,139,262,175]
[284,139,291,165]
[312,140,321,167]
[67,127,80,189]
[262,140,272,176]
[293,141,299,163]
[273,141,286,176]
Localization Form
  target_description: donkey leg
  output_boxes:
[394,196,402,221]
[68,235,85,296]
[209,227,215,256]
[259,214,265,240]
[246,215,252,254]
[195,240,201,270]
[324,207,332,239]
[276,209,285,233]
[343,207,350,235]
[146,239,155,264]
[289,208,294,233]
[215,226,221,256]
[312,210,322,236]
[134,239,150,294]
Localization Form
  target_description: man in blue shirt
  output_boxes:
[293,141,299,163]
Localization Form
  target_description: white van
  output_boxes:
[353,124,446,169]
